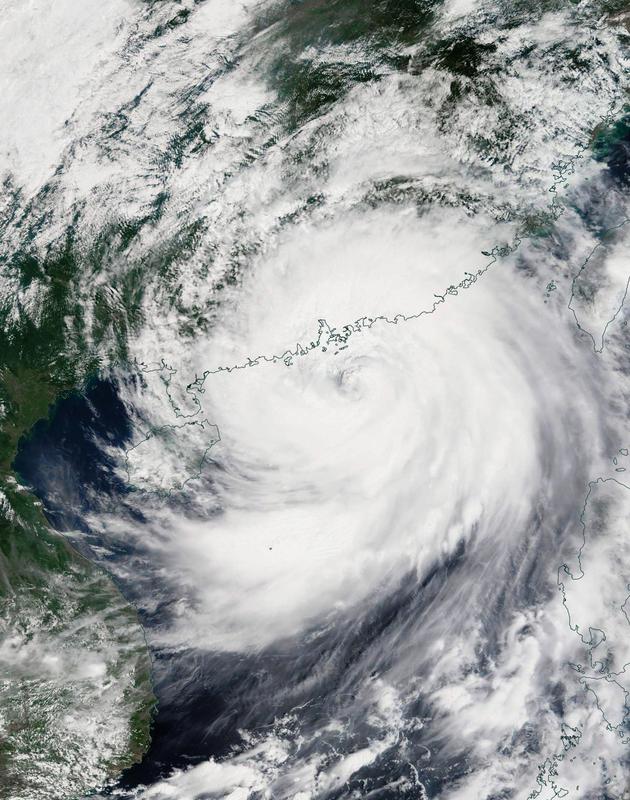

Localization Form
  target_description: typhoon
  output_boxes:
[2,0,630,799]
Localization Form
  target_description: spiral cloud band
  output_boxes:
[126,208,606,651]
[101,202,628,798]
[4,0,630,797]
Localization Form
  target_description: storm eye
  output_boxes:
[327,358,375,402]
[334,365,359,391]
[5,0,626,794]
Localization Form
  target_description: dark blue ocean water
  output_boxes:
[11,378,489,797]
[13,380,250,787]
[13,380,132,527]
